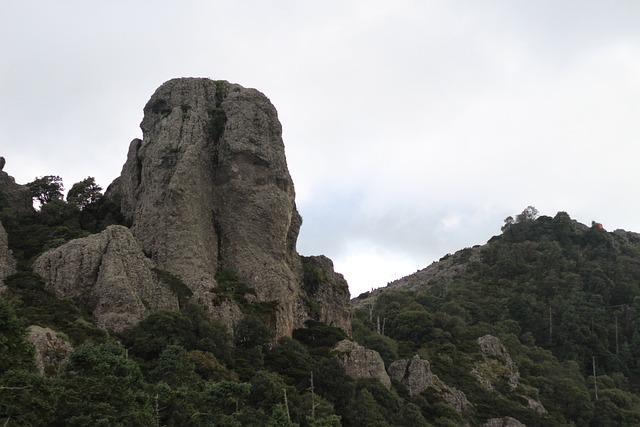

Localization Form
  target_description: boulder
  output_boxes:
[389,354,472,414]
[472,335,519,392]
[33,225,179,331]
[472,335,546,415]
[332,340,391,389]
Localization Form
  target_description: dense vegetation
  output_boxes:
[3,177,640,425]
[354,208,640,425]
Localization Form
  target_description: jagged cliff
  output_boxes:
[98,78,351,337]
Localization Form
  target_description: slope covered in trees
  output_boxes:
[354,208,640,425]
[3,182,640,425]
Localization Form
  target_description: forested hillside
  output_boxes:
[3,181,640,425]
[354,207,640,425]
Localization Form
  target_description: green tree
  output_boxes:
[149,345,199,387]
[56,342,154,426]
[343,388,389,427]
[0,299,34,374]
[26,175,64,205]
[0,369,61,426]
[66,176,103,210]
[267,404,299,427]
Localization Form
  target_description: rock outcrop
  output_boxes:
[0,221,16,294]
[389,355,472,414]
[0,161,32,213]
[26,325,73,376]
[332,340,391,389]
[472,335,546,415]
[296,256,351,333]
[107,78,350,337]
[472,335,520,392]
[33,225,179,331]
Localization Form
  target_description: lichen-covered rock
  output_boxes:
[332,340,391,389]
[32,225,179,331]
[472,335,546,415]
[26,325,73,376]
[107,78,350,338]
[0,161,33,213]
[472,335,520,391]
[0,221,16,294]
[389,355,472,414]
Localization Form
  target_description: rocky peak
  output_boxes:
[107,78,349,337]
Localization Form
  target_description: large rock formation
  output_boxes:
[388,355,472,414]
[0,221,17,294]
[107,78,350,337]
[0,159,32,213]
[33,225,179,331]
[332,340,391,389]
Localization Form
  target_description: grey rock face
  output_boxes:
[33,225,179,331]
[0,222,16,294]
[296,256,351,334]
[332,340,391,389]
[26,325,73,376]
[107,78,349,337]
[388,355,435,396]
[472,335,520,391]
[389,355,472,414]
[0,165,32,213]
[472,335,546,415]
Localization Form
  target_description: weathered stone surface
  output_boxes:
[32,225,179,331]
[107,78,350,337]
[483,417,526,427]
[472,335,546,415]
[389,355,472,414]
[0,221,16,294]
[332,340,391,389]
[472,335,520,391]
[0,162,32,213]
[26,325,73,376]
[296,256,351,334]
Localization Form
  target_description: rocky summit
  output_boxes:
[105,78,350,337]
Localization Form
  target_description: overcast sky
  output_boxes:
[2,1,639,297]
